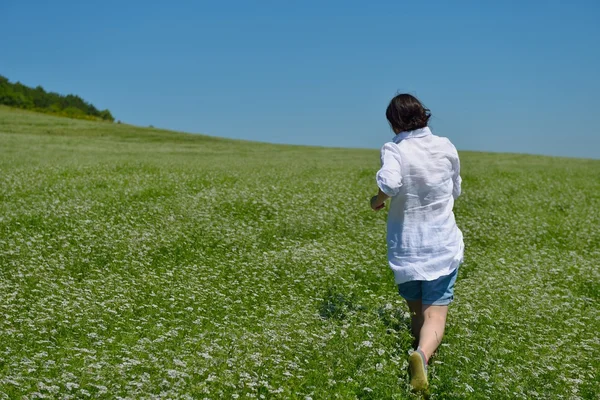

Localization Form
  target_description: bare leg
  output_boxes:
[417,305,449,360]
[406,300,423,348]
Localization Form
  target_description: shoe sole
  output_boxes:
[408,352,429,392]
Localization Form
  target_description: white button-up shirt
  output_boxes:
[376,127,464,284]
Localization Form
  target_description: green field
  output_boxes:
[1,106,598,399]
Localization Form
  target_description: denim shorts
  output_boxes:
[398,268,458,305]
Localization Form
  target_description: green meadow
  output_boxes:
[0,106,598,399]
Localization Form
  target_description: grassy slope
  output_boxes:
[0,107,598,399]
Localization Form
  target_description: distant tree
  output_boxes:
[32,86,50,108]
[99,109,114,122]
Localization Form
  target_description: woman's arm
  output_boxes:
[372,143,401,211]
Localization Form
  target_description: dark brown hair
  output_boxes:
[385,93,431,133]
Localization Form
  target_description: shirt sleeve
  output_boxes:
[376,143,402,197]
[451,150,462,199]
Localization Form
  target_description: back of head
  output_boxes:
[386,94,431,133]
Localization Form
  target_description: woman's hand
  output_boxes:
[370,189,390,211]
[370,195,385,211]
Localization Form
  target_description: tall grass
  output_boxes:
[1,108,598,399]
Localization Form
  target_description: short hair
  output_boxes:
[385,93,431,133]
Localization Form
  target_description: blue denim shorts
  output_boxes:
[398,268,458,305]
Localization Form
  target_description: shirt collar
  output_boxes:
[392,127,432,144]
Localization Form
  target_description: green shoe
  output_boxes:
[408,351,428,392]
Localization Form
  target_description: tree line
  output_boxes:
[0,75,114,122]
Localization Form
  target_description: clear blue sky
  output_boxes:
[1,0,599,158]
